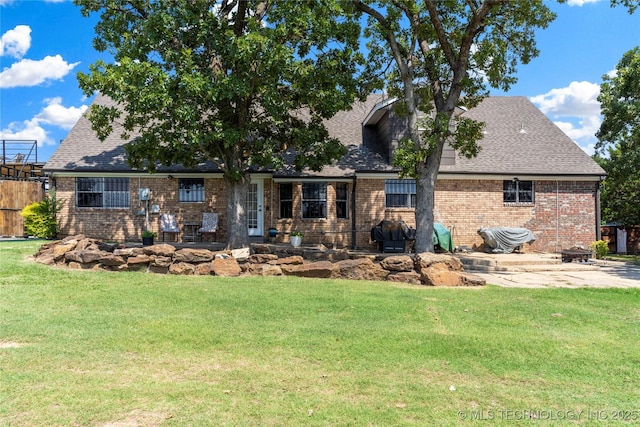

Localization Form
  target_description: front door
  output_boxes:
[247,179,264,236]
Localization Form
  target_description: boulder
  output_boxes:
[281,261,337,278]
[150,255,173,268]
[173,248,214,263]
[195,262,213,275]
[231,247,251,261]
[127,254,151,266]
[270,255,304,265]
[35,252,55,265]
[246,263,283,276]
[387,271,422,285]
[114,247,145,257]
[65,250,109,264]
[248,254,279,264]
[419,263,484,286]
[380,255,414,272]
[53,243,77,261]
[414,252,463,272]
[212,256,242,277]
[332,258,389,281]
[98,254,126,266]
[143,243,176,257]
[169,262,196,275]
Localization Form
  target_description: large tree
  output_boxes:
[596,47,640,226]
[75,0,363,249]
[352,0,556,253]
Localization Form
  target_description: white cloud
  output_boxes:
[0,118,51,146]
[36,97,88,129]
[0,54,80,88]
[0,25,31,58]
[0,98,88,146]
[529,81,601,117]
[567,0,601,6]
[530,81,602,155]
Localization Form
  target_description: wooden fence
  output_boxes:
[0,180,44,237]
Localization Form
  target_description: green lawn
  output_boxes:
[1,240,639,426]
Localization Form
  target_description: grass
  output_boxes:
[1,240,640,426]
[605,254,640,265]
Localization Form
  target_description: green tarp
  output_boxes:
[433,223,454,252]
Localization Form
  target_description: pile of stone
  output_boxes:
[32,235,485,286]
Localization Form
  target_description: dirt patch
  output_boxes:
[0,341,25,349]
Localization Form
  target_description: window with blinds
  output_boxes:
[76,177,130,208]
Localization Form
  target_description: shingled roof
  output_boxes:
[441,96,605,178]
[45,94,604,178]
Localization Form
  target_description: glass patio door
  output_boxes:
[247,179,264,236]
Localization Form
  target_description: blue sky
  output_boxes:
[1,0,639,162]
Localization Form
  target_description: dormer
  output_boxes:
[362,97,459,166]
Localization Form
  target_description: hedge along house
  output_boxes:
[44,94,605,252]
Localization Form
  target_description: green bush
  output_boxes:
[589,239,609,259]
[20,190,64,239]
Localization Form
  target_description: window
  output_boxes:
[179,178,204,202]
[302,182,327,219]
[279,183,293,218]
[385,179,416,208]
[76,177,130,208]
[503,180,534,204]
[336,183,348,219]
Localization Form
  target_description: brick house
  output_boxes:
[44,94,605,252]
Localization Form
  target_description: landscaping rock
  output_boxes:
[414,252,463,272]
[332,258,389,281]
[387,271,422,285]
[114,247,145,257]
[169,262,196,275]
[53,243,76,260]
[173,248,213,263]
[246,263,283,276]
[98,254,126,266]
[212,255,242,277]
[143,243,176,257]
[31,239,482,287]
[127,254,151,267]
[248,254,279,264]
[195,262,212,275]
[281,261,337,278]
[65,250,108,264]
[380,255,414,272]
[269,255,303,265]
[150,256,173,268]
[232,247,251,261]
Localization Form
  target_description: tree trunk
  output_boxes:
[224,174,251,250]
[414,139,445,254]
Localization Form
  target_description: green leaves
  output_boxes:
[75,0,363,181]
[596,47,640,226]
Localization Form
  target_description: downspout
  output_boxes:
[556,179,560,253]
[596,180,602,241]
[351,176,357,250]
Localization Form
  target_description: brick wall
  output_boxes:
[352,178,598,252]
[55,176,599,252]
[55,176,226,242]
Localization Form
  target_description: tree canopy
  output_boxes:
[75,0,364,249]
[596,47,640,226]
[352,0,556,252]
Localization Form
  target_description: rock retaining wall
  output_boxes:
[32,235,485,286]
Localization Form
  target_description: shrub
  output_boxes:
[589,240,609,259]
[20,190,64,239]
